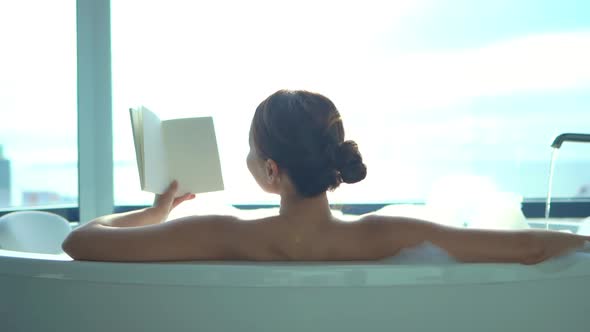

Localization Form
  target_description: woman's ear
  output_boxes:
[264,159,280,184]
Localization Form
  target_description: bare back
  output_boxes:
[233,215,399,261]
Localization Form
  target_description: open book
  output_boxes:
[129,106,224,196]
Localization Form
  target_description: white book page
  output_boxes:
[139,107,169,194]
[161,116,224,195]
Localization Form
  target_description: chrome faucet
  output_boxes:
[551,133,590,148]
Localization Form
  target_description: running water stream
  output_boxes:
[544,148,559,230]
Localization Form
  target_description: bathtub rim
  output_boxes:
[1,249,590,288]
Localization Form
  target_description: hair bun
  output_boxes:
[335,140,367,184]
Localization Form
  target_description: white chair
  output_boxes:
[0,211,72,254]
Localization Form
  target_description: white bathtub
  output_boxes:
[1,246,590,332]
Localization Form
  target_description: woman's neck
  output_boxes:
[279,191,333,224]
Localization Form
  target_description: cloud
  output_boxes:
[366,31,590,110]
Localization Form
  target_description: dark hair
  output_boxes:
[251,89,367,197]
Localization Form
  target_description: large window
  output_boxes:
[0,1,77,210]
[111,0,590,206]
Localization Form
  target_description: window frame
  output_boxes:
[76,0,114,223]
[131,200,590,218]
[3,200,589,222]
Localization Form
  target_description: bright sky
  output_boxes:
[0,0,589,204]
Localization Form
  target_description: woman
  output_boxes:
[63,89,589,263]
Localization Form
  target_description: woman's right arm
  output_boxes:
[364,215,589,264]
